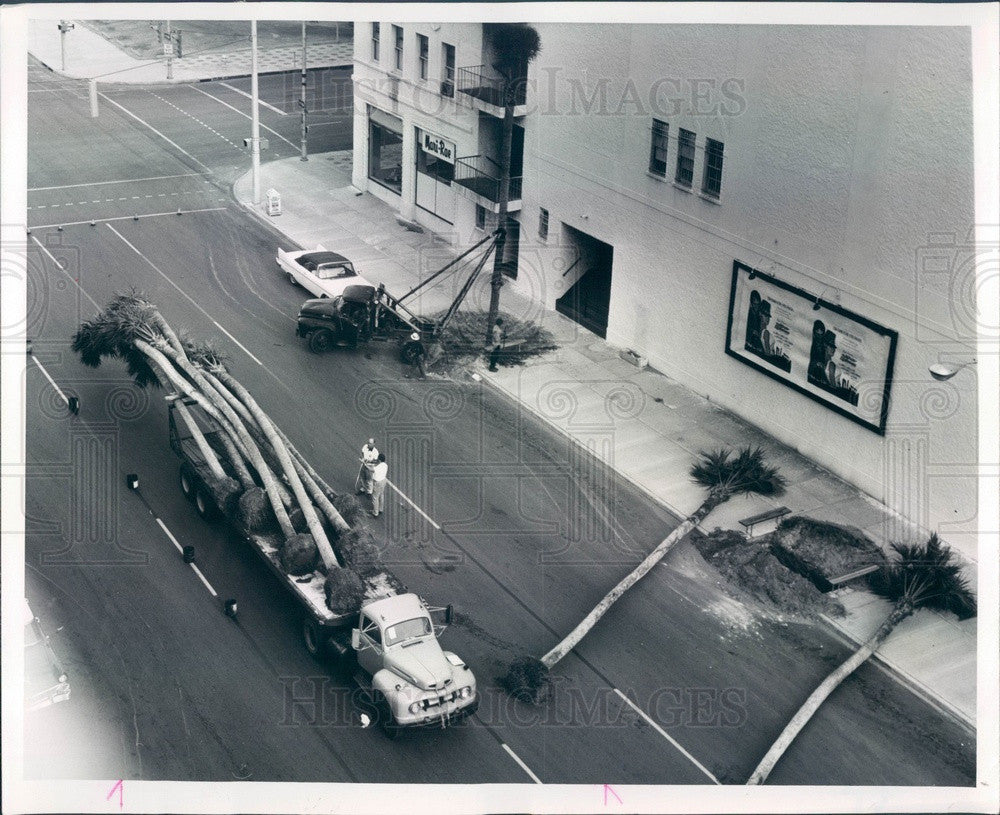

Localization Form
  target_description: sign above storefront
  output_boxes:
[420,131,455,164]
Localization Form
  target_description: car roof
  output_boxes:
[298,251,351,267]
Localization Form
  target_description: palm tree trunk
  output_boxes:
[171,399,228,482]
[540,495,723,668]
[746,604,912,785]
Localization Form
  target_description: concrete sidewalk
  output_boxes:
[236,151,977,727]
[28,19,352,84]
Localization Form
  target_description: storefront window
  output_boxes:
[368,108,403,194]
[415,128,456,223]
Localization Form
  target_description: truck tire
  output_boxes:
[309,329,334,354]
[194,487,218,522]
[302,618,327,659]
[374,692,399,740]
[179,463,196,501]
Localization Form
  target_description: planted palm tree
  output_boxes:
[501,446,785,702]
[483,23,542,337]
[747,533,976,785]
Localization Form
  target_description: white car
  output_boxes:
[277,245,374,299]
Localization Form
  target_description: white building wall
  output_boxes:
[516,24,977,540]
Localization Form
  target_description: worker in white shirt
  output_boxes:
[355,438,379,495]
[370,453,389,517]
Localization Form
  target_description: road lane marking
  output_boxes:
[218,81,288,115]
[29,233,100,309]
[29,356,69,405]
[30,207,227,230]
[29,173,203,192]
[98,93,212,173]
[155,518,219,597]
[385,478,441,530]
[187,84,298,150]
[501,743,542,784]
[106,224,264,368]
[146,89,242,151]
[612,689,720,785]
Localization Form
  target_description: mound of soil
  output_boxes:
[771,516,885,591]
[693,529,845,620]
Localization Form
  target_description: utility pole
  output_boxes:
[165,20,173,80]
[251,20,261,204]
[300,21,308,161]
[57,21,74,72]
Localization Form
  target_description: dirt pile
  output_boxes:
[770,517,886,592]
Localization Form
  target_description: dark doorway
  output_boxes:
[555,225,613,338]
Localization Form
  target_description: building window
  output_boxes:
[393,25,403,71]
[675,128,695,187]
[368,108,404,194]
[538,207,549,241]
[648,119,668,177]
[441,43,455,96]
[417,33,429,80]
[371,23,380,62]
[475,205,487,230]
[702,138,724,199]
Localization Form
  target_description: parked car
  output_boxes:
[277,245,374,299]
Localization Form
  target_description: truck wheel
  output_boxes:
[195,487,218,522]
[374,692,399,740]
[302,618,326,659]
[179,463,196,501]
[309,329,334,354]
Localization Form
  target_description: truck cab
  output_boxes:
[350,593,478,734]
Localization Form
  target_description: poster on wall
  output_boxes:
[725,260,898,435]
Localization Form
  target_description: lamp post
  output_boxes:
[251,20,261,204]
[165,20,173,80]
[300,21,308,161]
[57,21,74,72]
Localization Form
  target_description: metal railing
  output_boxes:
[457,65,527,108]
[453,155,522,203]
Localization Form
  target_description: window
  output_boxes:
[417,33,429,80]
[648,119,668,177]
[441,43,455,97]
[368,107,404,194]
[702,138,724,199]
[361,614,382,646]
[393,25,403,71]
[675,128,695,187]
[371,23,380,62]
[475,204,486,230]
[538,207,549,241]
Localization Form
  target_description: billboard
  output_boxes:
[725,260,898,434]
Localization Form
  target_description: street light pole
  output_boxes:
[166,20,173,80]
[300,21,308,161]
[57,21,74,72]
[251,20,261,204]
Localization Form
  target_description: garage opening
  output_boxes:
[555,225,613,338]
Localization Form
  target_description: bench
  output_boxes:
[827,563,880,587]
[738,506,792,538]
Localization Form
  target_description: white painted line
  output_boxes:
[385,479,441,530]
[218,81,287,115]
[187,84,298,150]
[29,173,202,192]
[156,517,185,555]
[501,743,542,784]
[106,224,264,368]
[98,93,212,173]
[30,356,69,405]
[612,689,721,784]
[190,564,219,598]
[29,233,100,309]
[29,207,227,231]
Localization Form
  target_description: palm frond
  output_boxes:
[689,446,786,499]
[868,533,976,619]
[181,335,230,371]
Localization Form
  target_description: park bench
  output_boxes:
[826,563,881,588]
[738,506,792,538]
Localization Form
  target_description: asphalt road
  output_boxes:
[20,60,977,787]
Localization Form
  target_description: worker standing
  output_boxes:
[402,332,427,379]
[356,438,379,494]
[370,453,388,517]
[488,317,505,372]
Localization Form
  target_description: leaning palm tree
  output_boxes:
[483,23,541,338]
[747,533,976,784]
[502,446,785,701]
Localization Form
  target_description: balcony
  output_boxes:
[453,155,522,213]
[457,66,527,118]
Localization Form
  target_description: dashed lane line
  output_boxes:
[30,207,228,230]
[186,84,298,150]
[106,224,264,368]
[98,93,212,173]
[217,81,288,115]
[155,518,219,598]
[29,356,70,406]
[612,689,721,784]
[29,173,203,192]
[501,744,543,784]
[29,233,100,310]
[145,88,243,151]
